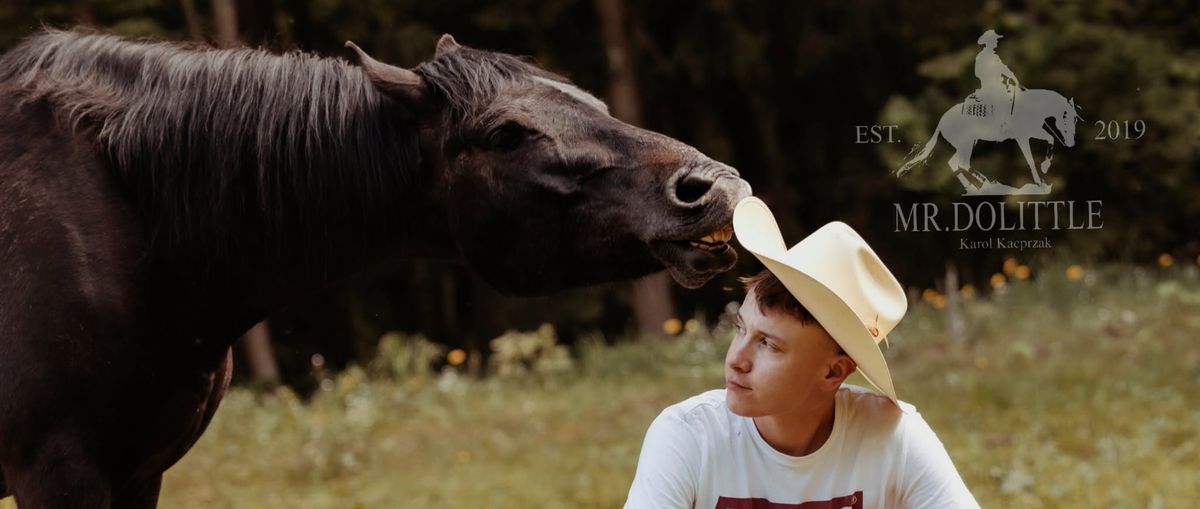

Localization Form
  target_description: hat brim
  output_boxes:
[733,198,898,406]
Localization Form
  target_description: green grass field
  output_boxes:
[4,262,1199,508]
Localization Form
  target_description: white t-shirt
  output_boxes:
[624,385,979,509]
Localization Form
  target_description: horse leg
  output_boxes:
[9,447,163,509]
[6,430,113,508]
[1041,141,1054,174]
[110,347,233,509]
[956,140,992,184]
[966,165,990,184]
[951,166,976,191]
[112,475,162,509]
[1016,138,1044,186]
[947,140,991,191]
[952,175,973,190]
[944,137,973,191]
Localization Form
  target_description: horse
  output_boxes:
[895,88,1080,195]
[0,29,751,508]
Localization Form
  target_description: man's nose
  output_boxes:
[726,339,752,373]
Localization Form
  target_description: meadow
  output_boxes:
[4,260,1199,508]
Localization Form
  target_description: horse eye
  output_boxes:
[486,123,527,152]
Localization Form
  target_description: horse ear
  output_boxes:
[345,41,426,107]
[435,34,460,57]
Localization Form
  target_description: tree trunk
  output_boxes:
[179,0,204,42]
[945,260,967,343]
[594,0,676,338]
[212,0,239,48]
[241,321,281,389]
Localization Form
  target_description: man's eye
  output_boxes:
[758,339,777,351]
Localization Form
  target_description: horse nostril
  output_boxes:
[674,173,714,204]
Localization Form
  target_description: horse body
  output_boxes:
[896,88,1078,194]
[0,83,198,506]
[0,30,751,507]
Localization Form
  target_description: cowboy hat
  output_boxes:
[732,197,907,407]
[977,29,1003,45]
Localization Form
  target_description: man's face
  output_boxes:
[724,290,847,417]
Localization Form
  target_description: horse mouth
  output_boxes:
[687,224,733,252]
[651,224,738,289]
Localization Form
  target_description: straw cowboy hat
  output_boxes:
[732,197,908,407]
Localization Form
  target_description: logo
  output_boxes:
[894,30,1082,196]
[875,29,1113,249]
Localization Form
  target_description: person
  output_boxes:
[974,29,1020,118]
[623,197,979,509]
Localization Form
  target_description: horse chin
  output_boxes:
[650,240,739,289]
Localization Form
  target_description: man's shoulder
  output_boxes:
[838,384,918,414]
[654,389,738,435]
[838,384,934,446]
[661,389,731,421]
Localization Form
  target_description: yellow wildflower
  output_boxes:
[662,318,683,335]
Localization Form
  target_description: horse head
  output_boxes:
[1056,97,1082,147]
[350,35,751,295]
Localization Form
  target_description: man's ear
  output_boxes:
[824,353,857,390]
[345,41,427,109]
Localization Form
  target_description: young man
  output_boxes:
[624,197,979,509]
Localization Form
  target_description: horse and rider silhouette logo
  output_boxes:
[895,30,1083,196]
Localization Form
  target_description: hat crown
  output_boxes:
[783,222,906,344]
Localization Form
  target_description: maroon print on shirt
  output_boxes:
[714,491,863,509]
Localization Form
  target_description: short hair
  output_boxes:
[738,269,816,325]
[738,269,845,354]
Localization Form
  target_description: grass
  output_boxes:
[3,261,1199,508]
[892,263,1200,507]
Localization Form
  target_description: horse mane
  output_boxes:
[414,43,564,120]
[0,28,561,276]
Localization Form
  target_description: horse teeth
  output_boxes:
[697,226,733,245]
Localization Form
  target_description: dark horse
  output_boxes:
[0,29,750,507]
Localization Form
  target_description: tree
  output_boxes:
[595,0,676,339]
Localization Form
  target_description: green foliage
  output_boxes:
[368,332,445,381]
[489,324,573,379]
